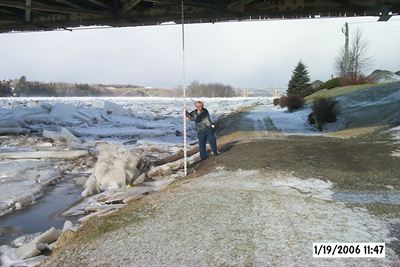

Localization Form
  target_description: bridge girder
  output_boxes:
[0,0,398,33]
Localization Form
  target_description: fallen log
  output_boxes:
[147,152,201,178]
[153,146,199,166]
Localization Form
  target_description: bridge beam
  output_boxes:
[25,0,31,22]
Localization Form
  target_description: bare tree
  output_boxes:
[348,30,372,80]
[335,47,347,77]
[335,29,372,80]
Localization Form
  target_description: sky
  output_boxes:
[0,16,399,89]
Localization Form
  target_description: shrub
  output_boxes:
[309,97,339,131]
[320,77,340,90]
[339,75,368,86]
[287,95,305,112]
[279,96,288,108]
[273,98,280,106]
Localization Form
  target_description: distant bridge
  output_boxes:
[103,85,162,96]
[121,87,161,97]
[0,1,398,33]
[236,88,286,97]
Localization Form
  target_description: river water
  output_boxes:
[0,180,82,245]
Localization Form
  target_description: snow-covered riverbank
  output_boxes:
[0,97,274,265]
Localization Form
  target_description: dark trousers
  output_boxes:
[198,127,218,160]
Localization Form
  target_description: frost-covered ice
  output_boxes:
[0,159,61,216]
[82,143,144,197]
[0,97,270,144]
[0,97,270,217]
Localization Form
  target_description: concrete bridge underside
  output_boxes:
[0,0,399,33]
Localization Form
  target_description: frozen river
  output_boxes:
[0,97,271,244]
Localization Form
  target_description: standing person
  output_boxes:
[186,101,218,160]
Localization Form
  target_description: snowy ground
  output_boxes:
[42,169,399,266]
[245,104,319,134]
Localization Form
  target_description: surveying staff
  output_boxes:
[185,101,218,160]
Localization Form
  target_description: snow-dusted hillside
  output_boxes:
[367,69,400,83]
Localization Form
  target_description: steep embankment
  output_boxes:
[305,82,400,137]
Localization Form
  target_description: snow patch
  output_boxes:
[389,126,400,157]
[272,177,334,200]
[389,126,400,143]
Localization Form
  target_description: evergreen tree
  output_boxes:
[287,61,312,97]
[14,76,28,96]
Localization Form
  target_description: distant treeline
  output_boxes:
[0,76,237,97]
[0,76,108,97]
[187,81,236,97]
